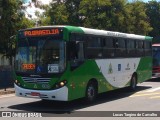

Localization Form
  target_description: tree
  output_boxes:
[146,1,160,38]
[79,0,152,35]
[45,0,152,35]
[46,1,69,25]
[65,0,82,26]
[79,0,113,29]
[127,1,152,35]
[0,0,34,65]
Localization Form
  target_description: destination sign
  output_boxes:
[24,29,60,37]
[22,64,35,70]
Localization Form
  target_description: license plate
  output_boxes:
[31,92,40,96]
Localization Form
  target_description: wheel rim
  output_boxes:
[87,85,95,100]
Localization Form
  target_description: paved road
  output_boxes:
[0,79,160,119]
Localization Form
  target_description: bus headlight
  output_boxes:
[15,80,21,86]
[15,80,18,84]
[54,80,67,89]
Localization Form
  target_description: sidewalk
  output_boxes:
[0,88,15,96]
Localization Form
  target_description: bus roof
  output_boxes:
[79,27,152,41]
[19,25,153,41]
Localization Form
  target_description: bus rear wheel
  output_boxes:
[85,81,97,102]
[129,74,137,91]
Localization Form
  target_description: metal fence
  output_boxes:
[0,66,15,90]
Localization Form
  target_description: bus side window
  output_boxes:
[70,33,83,41]
[114,38,119,48]
[69,41,85,70]
[69,33,84,60]
[86,36,102,59]
[77,42,85,61]
[136,41,144,57]
[102,37,115,58]
[115,38,126,57]
[126,39,136,57]
[144,41,152,56]
[70,33,76,41]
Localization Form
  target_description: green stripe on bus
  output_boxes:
[63,26,84,41]
[145,36,153,41]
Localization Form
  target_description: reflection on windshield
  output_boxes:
[153,47,160,67]
[15,37,65,74]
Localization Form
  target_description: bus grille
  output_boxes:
[22,77,51,84]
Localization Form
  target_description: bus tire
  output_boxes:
[85,81,97,102]
[129,74,137,91]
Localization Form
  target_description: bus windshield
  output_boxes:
[153,46,160,67]
[15,36,66,74]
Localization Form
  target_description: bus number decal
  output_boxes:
[118,64,121,71]
[48,64,59,73]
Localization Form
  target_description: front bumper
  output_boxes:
[152,73,160,79]
[14,84,68,101]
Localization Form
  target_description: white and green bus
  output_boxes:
[14,26,152,102]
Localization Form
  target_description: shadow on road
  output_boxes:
[8,85,151,115]
[146,78,160,82]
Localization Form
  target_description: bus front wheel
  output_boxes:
[85,81,97,102]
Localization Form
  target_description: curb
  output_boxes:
[0,89,15,96]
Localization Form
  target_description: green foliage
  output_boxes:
[50,3,69,25]
[43,0,152,36]
[126,1,152,35]
[0,0,34,59]
[79,0,112,29]
[2,0,160,59]
[146,1,160,38]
